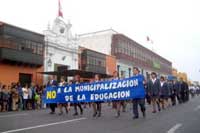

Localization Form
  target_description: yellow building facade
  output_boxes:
[172,68,188,82]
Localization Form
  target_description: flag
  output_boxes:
[146,36,153,44]
[58,0,63,17]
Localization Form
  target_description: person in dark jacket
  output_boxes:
[160,76,170,109]
[147,72,161,113]
[132,67,146,119]
[73,74,83,116]
[173,80,181,104]
[180,78,189,103]
[92,74,102,117]
[144,79,151,105]
[168,80,176,106]
[47,76,57,114]
[111,71,124,118]
[58,76,68,115]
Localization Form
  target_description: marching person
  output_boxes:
[159,76,170,109]
[58,76,69,115]
[144,79,151,105]
[47,76,57,114]
[132,67,146,119]
[180,78,189,103]
[147,72,161,113]
[173,79,181,104]
[112,71,122,117]
[120,73,127,113]
[168,80,176,106]
[73,74,83,116]
[92,74,102,117]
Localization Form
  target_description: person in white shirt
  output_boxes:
[22,84,29,110]
[147,72,161,113]
[160,76,170,109]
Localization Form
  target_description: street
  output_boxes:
[0,96,200,133]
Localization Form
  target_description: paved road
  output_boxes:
[0,96,200,133]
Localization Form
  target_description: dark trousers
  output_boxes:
[170,94,176,106]
[93,102,101,114]
[50,103,56,113]
[74,103,83,114]
[31,99,35,110]
[184,91,189,102]
[180,92,186,103]
[8,98,12,111]
[23,99,27,110]
[177,93,182,103]
[132,99,145,117]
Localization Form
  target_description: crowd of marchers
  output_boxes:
[46,67,196,119]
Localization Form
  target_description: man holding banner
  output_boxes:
[92,74,102,117]
[47,76,57,114]
[132,67,146,119]
[111,71,122,118]
[73,74,83,116]
[58,77,68,115]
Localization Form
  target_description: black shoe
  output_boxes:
[152,110,156,113]
[49,112,55,114]
[97,113,101,117]
[115,112,120,118]
[73,112,78,116]
[80,110,83,115]
[142,111,146,118]
[58,112,63,116]
[65,109,68,114]
[93,112,97,117]
[133,116,139,119]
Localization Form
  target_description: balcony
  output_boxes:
[0,47,43,66]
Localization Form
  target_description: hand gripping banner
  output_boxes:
[43,75,146,103]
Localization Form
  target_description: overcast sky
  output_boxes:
[0,0,199,81]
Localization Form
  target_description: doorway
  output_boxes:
[19,73,32,87]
